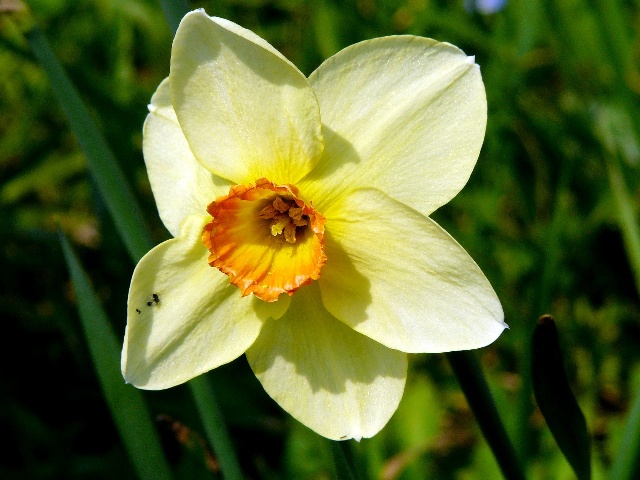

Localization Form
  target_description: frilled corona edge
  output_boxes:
[202,178,326,302]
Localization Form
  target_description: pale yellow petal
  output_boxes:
[319,189,506,353]
[246,283,407,441]
[300,36,486,217]
[170,10,323,185]
[143,78,232,237]
[122,215,285,389]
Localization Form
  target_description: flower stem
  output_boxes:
[446,351,525,480]
[189,376,243,480]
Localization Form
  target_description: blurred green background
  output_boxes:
[1,0,640,478]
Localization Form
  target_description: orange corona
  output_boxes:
[202,178,327,302]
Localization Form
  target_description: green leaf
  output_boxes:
[331,441,360,480]
[610,382,640,480]
[188,375,243,480]
[604,149,640,298]
[159,0,191,35]
[531,314,591,480]
[25,25,153,262]
[59,232,173,480]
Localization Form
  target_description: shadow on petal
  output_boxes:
[123,225,277,389]
[302,124,360,187]
[245,283,406,439]
[247,282,403,395]
[318,230,372,327]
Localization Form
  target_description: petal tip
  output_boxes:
[191,7,207,17]
[121,369,134,386]
[178,8,207,26]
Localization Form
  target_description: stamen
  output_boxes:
[284,222,297,243]
[273,196,291,213]
[258,204,277,218]
[259,196,310,244]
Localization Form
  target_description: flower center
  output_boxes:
[258,196,309,243]
[202,178,326,302]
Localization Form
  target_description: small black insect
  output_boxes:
[147,293,160,306]
[136,308,141,314]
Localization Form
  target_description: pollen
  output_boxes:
[202,178,327,302]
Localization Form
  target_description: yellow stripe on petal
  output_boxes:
[202,178,326,302]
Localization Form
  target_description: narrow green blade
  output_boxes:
[610,382,640,480]
[605,156,640,298]
[331,441,360,480]
[531,315,591,480]
[188,376,243,480]
[159,0,192,34]
[26,26,153,262]
[60,232,173,480]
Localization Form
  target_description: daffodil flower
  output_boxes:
[121,9,507,441]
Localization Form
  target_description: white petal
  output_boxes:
[319,188,506,353]
[300,36,486,217]
[122,215,286,389]
[246,283,406,441]
[143,77,231,237]
[170,10,323,185]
